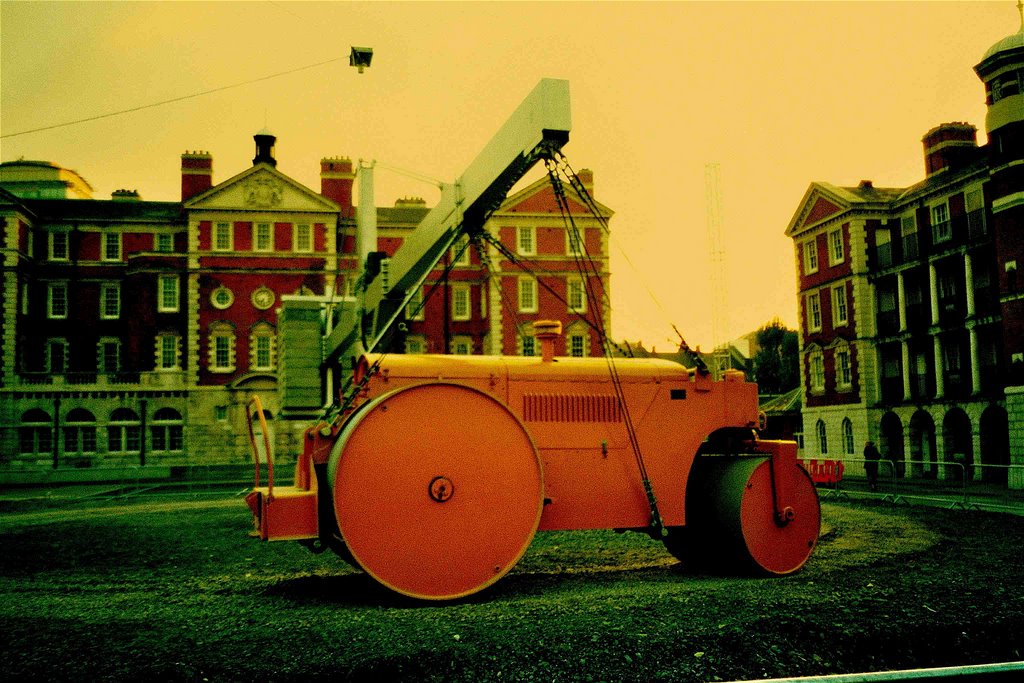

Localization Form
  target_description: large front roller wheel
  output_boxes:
[328,383,544,600]
[666,456,820,575]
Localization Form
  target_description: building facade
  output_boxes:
[0,135,612,480]
[785,19,1023,486]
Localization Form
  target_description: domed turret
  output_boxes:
[974,2,1024,146]
[253,128,277,167]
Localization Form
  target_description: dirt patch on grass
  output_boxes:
[1,496,1020,682]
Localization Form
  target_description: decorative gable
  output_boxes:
[185,166,339,214]
[786,184,850,237]
[498,175,613,218]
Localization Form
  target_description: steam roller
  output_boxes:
[245,323,821,601]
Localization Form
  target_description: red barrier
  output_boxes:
[799,459,845,485]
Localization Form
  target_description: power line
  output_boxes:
[1,56,345,140]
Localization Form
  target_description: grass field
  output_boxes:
[1,494,1022,682]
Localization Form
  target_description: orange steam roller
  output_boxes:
[245,322,820,601]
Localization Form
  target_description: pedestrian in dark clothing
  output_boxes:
[864,440,881,492]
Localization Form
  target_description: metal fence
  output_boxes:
[814,457,1024,513]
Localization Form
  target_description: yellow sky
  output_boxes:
[1,1,1018,350]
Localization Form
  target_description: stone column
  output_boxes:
[929,261,940,324]
[1007,386,1024,490]
[969,326,981,395]
[897,271,908,331]
[902,340,912,401]
[933,335,945,399]
[964,252,976,317]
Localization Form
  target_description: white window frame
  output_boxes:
[931,202,951,243]
[253,223,273,252]
[828,228,844,266]
[567,277,587,314]
[405,336,426,354]
[450,336,472,355]
[832,284,848,327]
[406,286,425,321]
[250,325,276,371]
[100,282,120,319]
[213,222,233,252]
[151,409,184,453]
[518,276,538,313]
[816,419,828,455]
[803,238,818,275]
[520,334,538,357]
[98,338,120,373]
[49,232,69,261]
[293,223,313,253]
[156,334,181,371]
[47,282,68,319]
[156,233,174,253]
[809,351,825,392]
[842,418,855,455]
[835,347,852,389]
[102,232,122,262]
[209,324,236,373]
[47,338,68,373]
[569,333,588,357]
[451,235,470,266]
[157,275,179,313]
[516,226,536,256]
[806,292,822,332]
[452,283,471,321]
[566,227,584,256]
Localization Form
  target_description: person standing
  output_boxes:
[864,440,881,492]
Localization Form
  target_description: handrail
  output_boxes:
[245,395,275,500]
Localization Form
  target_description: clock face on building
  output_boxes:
[252,287,275,310]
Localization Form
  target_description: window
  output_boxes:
[405,336,425,354]
[517,226,536,256]
[809,350,824,392]
[208,323,236,372]
[450,337,472,355]
[156,334,180,370]
[828,228,844,266]
[294,224,313,252]
[214,406,228,422]
[107,408,141,454]
[567,277,586,314]
[250,324,276,371]
[806,292,822,332]
[63,409,97,456]
[253,223,272,252]
[452,284,471,321]
[151,408,184,452]
[520,334,537,357]
[98,339,120,373]
[48,282,68,319]
[20,283,29,316]
[214,222,232,251]
[518,277,538,313]
[901,215,918,259]
[451,235,470,265]
[832,285,848,326]
[842,418,855,455]
[569,333,587,357]
[211,286,234,310]
[100,283,120,319]
[47,338,68,374]
[816,419,828,455]
[49,232,69,261]
[102,233,122,261]
[803,239,818,274]
[19,409,53,456]
[158,275,179,312]
[835,347,852,389]
[406,286,425,321]
[931,203,951,243]
[567,227,584,256]
[156,233,174,253]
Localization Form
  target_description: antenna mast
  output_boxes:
[705,162,730,380]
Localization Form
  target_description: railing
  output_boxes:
[815,457,1024,512]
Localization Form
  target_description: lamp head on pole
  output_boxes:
[349,47,373,74]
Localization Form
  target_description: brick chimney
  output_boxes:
[181,151,213,201]
[576,168,594,195]
[111,189,141,201]
[320,157,354,217]
[922,123,979,177]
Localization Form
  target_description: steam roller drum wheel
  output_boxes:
[670,456,820,575]
[328,383,544,600]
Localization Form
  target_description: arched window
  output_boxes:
[816,419,828,455]
[108,408,141,454]
[842,418,855,455]
[19,409,52,455]
[151,408,183,453]
[566,322,590,358]
[64,408,97,455]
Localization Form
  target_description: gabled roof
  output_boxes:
[496,173,613,218]
[185,163,339,213]
[785,181,902,237]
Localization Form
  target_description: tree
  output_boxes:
[751,319,799,394]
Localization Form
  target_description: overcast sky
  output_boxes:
[1,1,1018,350]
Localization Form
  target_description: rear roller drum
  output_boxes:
[328,383,544,600]
[665,456,820,575]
